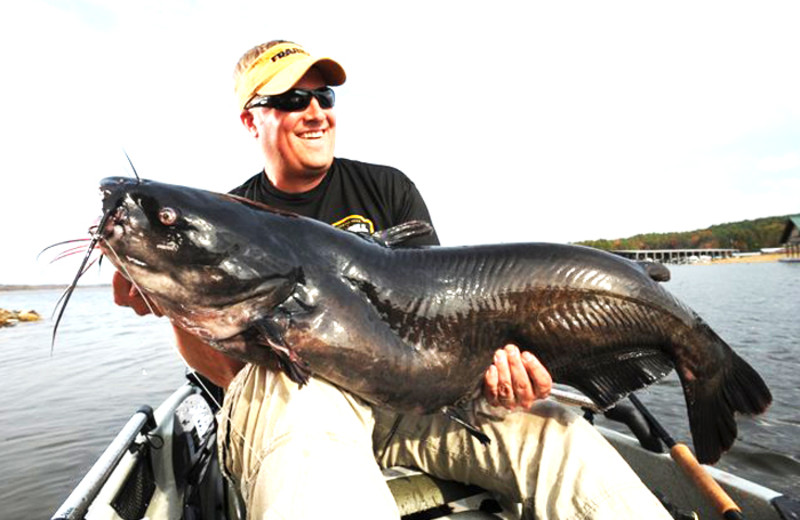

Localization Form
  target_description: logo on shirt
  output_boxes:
[333,215,375,234]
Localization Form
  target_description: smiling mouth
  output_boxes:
[299,130,325,139]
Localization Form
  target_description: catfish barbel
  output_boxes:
[94,176,771,464]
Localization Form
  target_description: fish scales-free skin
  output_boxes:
[97,177,771,464]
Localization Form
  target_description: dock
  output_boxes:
[611,248,738,264]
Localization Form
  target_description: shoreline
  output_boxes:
[707,252,787,265]
[0,283,111,292]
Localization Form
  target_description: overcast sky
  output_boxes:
[1,1,798,285]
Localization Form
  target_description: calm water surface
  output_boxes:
[1,262,799,518]
[0,287,185,519]
[597,262,800,497]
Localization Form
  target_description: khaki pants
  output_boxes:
[218,364,671,520]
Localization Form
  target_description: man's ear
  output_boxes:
[240,110,256,134]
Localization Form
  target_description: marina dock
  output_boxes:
[612,248,738,264]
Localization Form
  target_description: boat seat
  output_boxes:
[383,466,509,519]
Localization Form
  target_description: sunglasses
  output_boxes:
[246,87,336,112]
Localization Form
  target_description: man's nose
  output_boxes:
[303,97,326,119]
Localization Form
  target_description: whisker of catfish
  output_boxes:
[52,284,73,320]
[37,239,92,261]
[50,248,99,315]
[51,239,98,353]
[50,247,104,314]
[101,238,158,317]
[123,149,141,184]
[80,256,101,276]
[49,246,93,264]
[51,208,115,353]
[50,254,102,318]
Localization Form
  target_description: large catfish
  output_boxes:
[96,177,771,464]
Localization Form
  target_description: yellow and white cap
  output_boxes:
[235,42,346,111]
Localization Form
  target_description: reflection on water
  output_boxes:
[1,262,799,518]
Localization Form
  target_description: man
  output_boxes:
[114,40,671,519]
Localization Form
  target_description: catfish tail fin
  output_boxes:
[684,345,771,464]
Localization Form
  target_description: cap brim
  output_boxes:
[254,56,346,97]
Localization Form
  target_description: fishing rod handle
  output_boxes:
[670,443,744,519]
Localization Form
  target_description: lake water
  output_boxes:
[1,262,799,518]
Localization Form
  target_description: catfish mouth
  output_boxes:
[96,188,302,341]
[96,202,146,272]
[100,206,130,246]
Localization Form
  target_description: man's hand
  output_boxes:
[484,344,552,410]
[112,271,162,317]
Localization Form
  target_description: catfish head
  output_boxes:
[98,176,302,340]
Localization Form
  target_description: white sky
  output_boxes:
[1,1,798,285]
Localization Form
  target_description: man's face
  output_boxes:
[244,68,336,183]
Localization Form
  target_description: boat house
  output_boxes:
[779,214,800,261]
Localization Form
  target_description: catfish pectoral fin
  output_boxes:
[254,322,311,387]
[442,406,491,445]
[280,355,311,387]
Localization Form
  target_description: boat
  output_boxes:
[51,374,800,520]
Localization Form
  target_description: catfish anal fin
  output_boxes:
[555,348,673,410]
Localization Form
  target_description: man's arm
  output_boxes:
[172,326,245,389]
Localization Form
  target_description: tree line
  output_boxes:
[575,215,790,252]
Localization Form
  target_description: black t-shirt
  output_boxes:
[229,157,440,247]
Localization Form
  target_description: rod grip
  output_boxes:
[670,443,742,517]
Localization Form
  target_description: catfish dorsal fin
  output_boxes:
[636,261,671,282]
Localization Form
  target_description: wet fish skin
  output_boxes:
[97,177,771,464]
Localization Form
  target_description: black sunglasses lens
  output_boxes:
[257,87,335,112]
[315,88,335,109]
[273,91,312,111]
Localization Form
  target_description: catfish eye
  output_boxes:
[158,207,179,226]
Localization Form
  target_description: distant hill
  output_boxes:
[575,215,789,252]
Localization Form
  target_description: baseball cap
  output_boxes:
[235,41,346,111]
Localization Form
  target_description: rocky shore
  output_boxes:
[0,309,41,327]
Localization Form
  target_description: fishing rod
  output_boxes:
[549,389,745,519]
[627,393,745,520]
